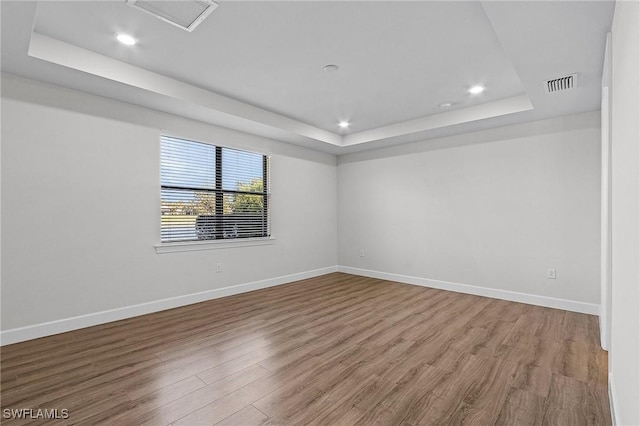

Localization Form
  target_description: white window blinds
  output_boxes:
[160,136,270,243]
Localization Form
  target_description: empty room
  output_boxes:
[1,0,638,425]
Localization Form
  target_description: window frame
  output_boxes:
[156,135,273,253]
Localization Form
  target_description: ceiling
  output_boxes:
[1,1,615,154]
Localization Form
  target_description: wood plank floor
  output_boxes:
[1,273,610,425]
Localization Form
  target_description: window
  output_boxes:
[160,136,270,243]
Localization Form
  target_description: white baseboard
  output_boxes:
[0,265,601,346]
[337,266,600,315]
[0,266,337,346]
[609,373,619,425]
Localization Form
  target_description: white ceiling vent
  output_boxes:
[544,73,578,94]
[127,0,218,32]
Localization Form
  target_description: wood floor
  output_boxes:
[1,273,610,425]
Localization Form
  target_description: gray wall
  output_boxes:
[1,74,604,347]
[610,1,640,424]
[1,75,338,331]
[338,112,601,306]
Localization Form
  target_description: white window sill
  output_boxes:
[155,237,275,254]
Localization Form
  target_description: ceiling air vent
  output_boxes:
[127,0,218,32]
[544,73,578,94]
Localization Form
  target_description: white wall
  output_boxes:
[0,73,606,347]
[338,112,601,310]
[0,74,338,335]
[600,32,612,351]
[609,0,640,424]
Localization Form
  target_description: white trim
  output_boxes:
[0,266,337,346]
[600,31,613,351]
[337,266,600,315]
[1,265,602,346]
[609,373,619,425]
[155,237,275,254]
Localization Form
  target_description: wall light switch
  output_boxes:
[359,249,365,257]
[547,268,557,279]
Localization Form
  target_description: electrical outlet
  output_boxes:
[359,249,365,257]
[216,263,223,273]
[547,268,557,279]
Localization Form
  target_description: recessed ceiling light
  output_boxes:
[468,85,485,94]
[323,64,339,72]
[338,121,350,129]
[116,33,137,46]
